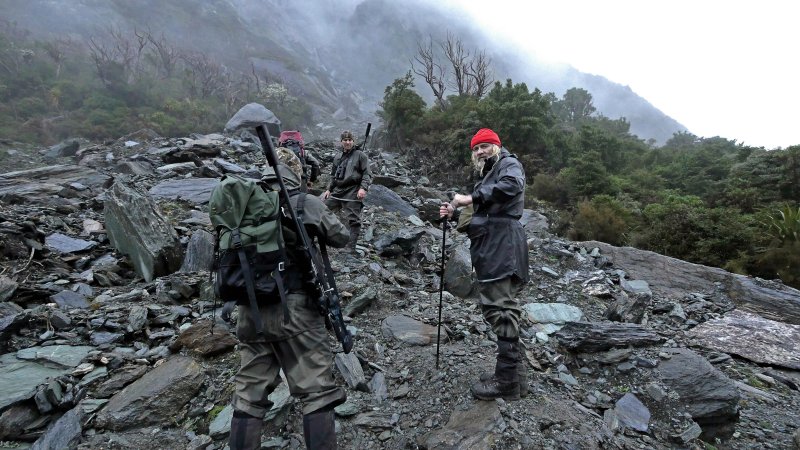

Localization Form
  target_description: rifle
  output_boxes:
[254,124,354,353]
[360,122,371,152]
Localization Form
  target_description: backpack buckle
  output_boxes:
[278,261,285,272]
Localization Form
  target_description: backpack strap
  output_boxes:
[232,229,265,335]
[295,192,307,222]
[210,228,221,334]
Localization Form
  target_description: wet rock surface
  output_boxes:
[0,130,798,449]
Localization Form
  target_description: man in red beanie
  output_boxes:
[440,128,530,401]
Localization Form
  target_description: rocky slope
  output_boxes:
[1,128,800,450]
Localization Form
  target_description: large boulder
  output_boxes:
[443,243,474,298]
[104,181,184,282]
[363,185,417,218]
[95,356,204,431]
[658,348,740,439]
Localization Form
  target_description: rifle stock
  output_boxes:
[255,125,354,353]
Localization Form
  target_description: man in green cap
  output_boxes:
[321,130,372,253]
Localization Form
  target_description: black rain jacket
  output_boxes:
[467,148,530,283]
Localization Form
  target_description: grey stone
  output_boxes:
[0,351,83,410]
[148,177,220,204]
[334,352,368,391]
[688,309,800,370]
[520,209,549,235]
[0,276,18,302]
[173,321,237,356]
[0,302,24,334]
[105,181,184,281]
[0,164,110,199]
[224,103,281,133]
[553,321,665,352]
[369,372,388,404]
[179,230,215,273]
[0,403,39,439]
[363,184,417,217]
[127,306,148,332]
[659,348,739,438]
[381,315,438,346]
[90,331,123,346]
[614,393,650,432]
[334,400,360,417]
[419,401,505,449]
[45,233,97,253]
[16,345,94,368]
[578,241,800,325]
[604,292,648,324]
[44,139,80,158]
[31,406,83,450]
[343,287,378,317]
[374,229,425,256]
[443,243,474,298]
[213,158,246,173]
[209,404,233,438]
[50,290,89,309]
[524,303,584,336]
[95,355,205,430]
[620,278,652,296]
[352,411,396,429]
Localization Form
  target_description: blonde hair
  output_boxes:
[471,143,501,172]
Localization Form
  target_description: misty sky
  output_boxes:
[442,0,797,149]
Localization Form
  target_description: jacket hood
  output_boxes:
[261,163,302,190]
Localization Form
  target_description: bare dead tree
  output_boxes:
[145,30,179,78]
[250,61,261,93]
[441,32,471,96]
[181,52,225,98]
[132,28,149,79]
[411,38,446,107]
[468,49,493,98]
[87,26,138,87]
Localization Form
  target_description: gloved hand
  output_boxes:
[221,301,236,322]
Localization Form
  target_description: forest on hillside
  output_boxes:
[1,20,798,289]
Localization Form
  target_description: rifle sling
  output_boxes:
[233,229,265,335]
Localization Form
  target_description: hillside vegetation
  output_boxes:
[378,71,800,289]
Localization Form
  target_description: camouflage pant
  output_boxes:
[478,277,524,340]
[324,197,363,229]
[231,293,346,417]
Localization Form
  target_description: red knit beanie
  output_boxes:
[470,128,501,148]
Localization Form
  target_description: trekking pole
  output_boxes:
[436,217,448,369]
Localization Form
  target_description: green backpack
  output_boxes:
[209,175,288,331]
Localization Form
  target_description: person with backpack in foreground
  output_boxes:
[439,128,530,401]
[221,148,350,449]
[321,130,372,253]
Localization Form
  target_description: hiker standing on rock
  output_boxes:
[227,148,349,450]
[321,130,372,253]
[439,128,530,401]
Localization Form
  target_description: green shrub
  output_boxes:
[530,172,569,206]
[568,195,631,245]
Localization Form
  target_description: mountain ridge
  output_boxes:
[1,0,686,144]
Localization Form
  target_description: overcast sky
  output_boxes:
[443,0,797,149]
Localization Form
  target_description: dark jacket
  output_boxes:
[328,148,372,198]
[467,148,529,283]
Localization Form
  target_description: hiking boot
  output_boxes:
[479,363,528,397]
[471,338,521,401]
[471,377,520,401]
[303,406,337,450]
[347,225,361,253]
[229,410,263,450]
